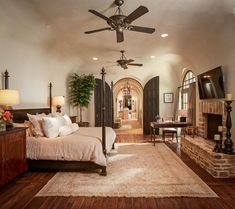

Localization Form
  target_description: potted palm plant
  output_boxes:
[69,73,96,126]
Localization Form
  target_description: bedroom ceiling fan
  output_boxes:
[116,50,143,69]
[84,0,155,43]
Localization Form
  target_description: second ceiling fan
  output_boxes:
[116,50,143,69]
[85,0,155,43]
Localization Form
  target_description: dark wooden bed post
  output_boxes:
[49,82,52,113]
[101,67,107,176]
[3,70,10,89]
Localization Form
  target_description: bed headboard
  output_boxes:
[12,108,51,123]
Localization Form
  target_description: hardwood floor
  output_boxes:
[114,119,143,135]
[0,135,235,209]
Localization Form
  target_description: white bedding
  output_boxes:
[26,127,116,166]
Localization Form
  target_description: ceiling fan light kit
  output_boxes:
[85,0,155,43]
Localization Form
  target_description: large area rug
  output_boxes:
[36,143,217,197]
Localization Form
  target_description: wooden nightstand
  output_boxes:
[0,127,28,187]
[69,116,77,123]
[77,122,89,127]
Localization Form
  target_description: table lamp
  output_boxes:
[52,96,65,113]
[0,89,20,110]
[0,89,20,129]
[178,109,187,122]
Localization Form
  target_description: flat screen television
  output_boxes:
[197,66,225,99]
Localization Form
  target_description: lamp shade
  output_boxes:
[178,109,187,116]
[52,96,65,106]
[0,89,20,105]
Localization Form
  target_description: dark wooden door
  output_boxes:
[143,76,159,134]
[94,79,113,127]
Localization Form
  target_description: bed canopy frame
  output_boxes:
[7,68,108,176]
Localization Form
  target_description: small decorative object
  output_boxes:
[223,99,234,154]
[218,126,224,132]
[184,126,198,138]
[2,111,13,129]
[0,112,6,132]
[155,114,161,122]
[163,93,174,103]
[225,93,232,101]
[52,96,65,113]
[213,134,223,153]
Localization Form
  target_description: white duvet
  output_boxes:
[26,127,116,166]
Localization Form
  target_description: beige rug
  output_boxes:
[36,143,217,197]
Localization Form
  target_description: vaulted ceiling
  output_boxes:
[1,0,235,78]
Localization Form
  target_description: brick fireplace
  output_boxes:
[198,101,226,140]
[181,101,235,178]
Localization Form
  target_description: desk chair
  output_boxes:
[162,117,178,143]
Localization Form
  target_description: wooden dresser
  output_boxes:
[0,127,28,187]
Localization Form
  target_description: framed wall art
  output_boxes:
[163,93,174,103]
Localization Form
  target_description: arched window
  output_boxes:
[178,70,196,125]
[181,71,196,110]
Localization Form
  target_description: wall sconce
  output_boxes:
[52,96,65,113]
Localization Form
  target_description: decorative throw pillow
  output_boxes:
[24,120,33,137]
[13,121,34,137]
[27,113,45,137]
[58,125,73,137]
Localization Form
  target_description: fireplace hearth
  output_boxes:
[180,101,235,178]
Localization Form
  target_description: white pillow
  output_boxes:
[63,114,72,125]
[59,125,73,137]
[42,116,67,138]
[71,123,79,132]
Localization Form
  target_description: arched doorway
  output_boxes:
[113,78,143,134]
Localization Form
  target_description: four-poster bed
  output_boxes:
[11,68,112,176]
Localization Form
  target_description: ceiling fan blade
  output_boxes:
[85,27,111,34]
[128,63,143,66]
[126,59,134,63]
[116,30,124,43]
[88,10,111,21]
[129,25,155,33]
[124,6,149,24]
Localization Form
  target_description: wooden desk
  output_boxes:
[150,121,190,146]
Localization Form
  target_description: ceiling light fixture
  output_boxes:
[150,55,155,59]
[122,81,131,96]
[92,57,98,60]
[161,33,168,38]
